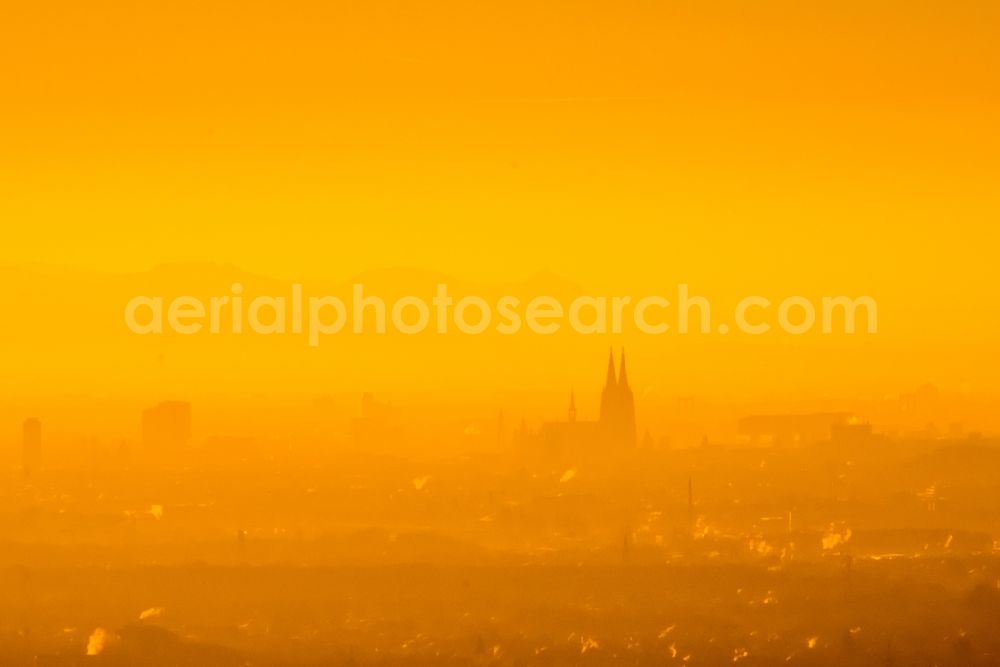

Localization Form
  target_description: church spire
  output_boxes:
[605,347,617,388]
[618,349,630,388]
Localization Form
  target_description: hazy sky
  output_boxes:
[3,1,998,279]
[1,0,999,427]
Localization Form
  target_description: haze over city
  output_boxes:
[3,0,1000,665]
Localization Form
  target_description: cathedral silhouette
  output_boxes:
[536,348,637,451]
[599,348,638,446]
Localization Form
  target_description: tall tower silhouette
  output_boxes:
[599,348,618,425]
[568,391,577,423]
[617,349,637,446]
[599,348,637,446]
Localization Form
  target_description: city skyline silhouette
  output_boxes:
[3,0,1000,663]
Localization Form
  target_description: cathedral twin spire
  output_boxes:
[604,348,631,389]
[599,347,637,446]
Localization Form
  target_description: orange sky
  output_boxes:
[3,0,999,284]
[1,0,999,436]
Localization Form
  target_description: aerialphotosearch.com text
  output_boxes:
[124,283,878,346]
